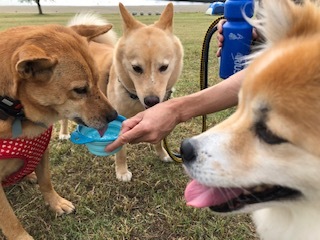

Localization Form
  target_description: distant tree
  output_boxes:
[19,0,54,15]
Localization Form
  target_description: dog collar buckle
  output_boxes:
[0,96,26,138]
[0,96,25,120]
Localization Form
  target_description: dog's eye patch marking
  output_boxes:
[159,64,168,72]
[132,65,143,74]
[254,121,287,145]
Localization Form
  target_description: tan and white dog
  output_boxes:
[66,3,184,182]
[0,23,117,239]
[181,0,320,240]
[108,3,183,181]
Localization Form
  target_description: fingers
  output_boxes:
[216,19,226,35]
[105,116,143,152]
[118,119,137,135]
[216,19,226,57]
[105,118,163,152]
[217,34,224,47]
[106,133,130,152]
[216,47,221,57]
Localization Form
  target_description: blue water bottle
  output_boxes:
[219,0,254,79]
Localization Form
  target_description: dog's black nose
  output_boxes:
[180,139,197,163]
[106,109,118,123]
[144,96,160,108]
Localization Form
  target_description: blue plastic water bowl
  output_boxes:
[70,115,126,156]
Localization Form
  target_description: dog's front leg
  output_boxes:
[58,119,70,140]
[154,141,172,162]
[35,149,75,215]
[0,185,33,240]
[115,146,132,182]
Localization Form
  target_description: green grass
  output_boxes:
[0,12,258,239]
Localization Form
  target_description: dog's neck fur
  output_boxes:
[253,203,320,240]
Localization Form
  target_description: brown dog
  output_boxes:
[0,23,117,239]
[59,13,117,139]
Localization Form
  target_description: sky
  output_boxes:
[0,0,198,6]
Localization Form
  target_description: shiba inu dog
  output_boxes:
[107,3,184,181]
[0,22,117,239]
[67,4,184,181]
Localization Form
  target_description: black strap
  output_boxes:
[0,96,25,121]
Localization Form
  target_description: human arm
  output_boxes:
[105,69,245,152]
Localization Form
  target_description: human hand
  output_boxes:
[105,101,180,152]
[216,19,227,57]
[216,19,259,57]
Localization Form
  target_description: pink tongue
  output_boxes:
[184,180,243,208]
[98,125,108,137]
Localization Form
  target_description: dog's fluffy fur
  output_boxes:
[108,3,183,181]
[181,0,320,239]
[67,3,184,182]
[0,23,117,239]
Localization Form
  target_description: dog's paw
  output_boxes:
[23,172,38,184]
[116,171,132,182]
[45,195,75,215]
[58,133,70,140]
[160,155,173,162]
[154,144,173,162]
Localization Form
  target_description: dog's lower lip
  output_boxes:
[209,185,301,213]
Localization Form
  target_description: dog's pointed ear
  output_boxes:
[154,3,173,33]
[14,45,58,82]
[70,24,113,41]
[119,3,145,35]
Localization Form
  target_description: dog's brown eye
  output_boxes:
[255,122,287,145]
[73,87,87,95]
[159,64,168,72]
[132,65,143,74]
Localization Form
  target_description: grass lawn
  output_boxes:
[0,11,258,240]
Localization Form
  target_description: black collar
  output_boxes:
[117,77,139,100]
[0,96,25,121]
[0,96,47,138]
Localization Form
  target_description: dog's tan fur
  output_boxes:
[108,3,184,181]
[59,13,117,139]
[58,40,115,139]
[182,1,320,239]
[66,4,184,182]
[0,24,117,239]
